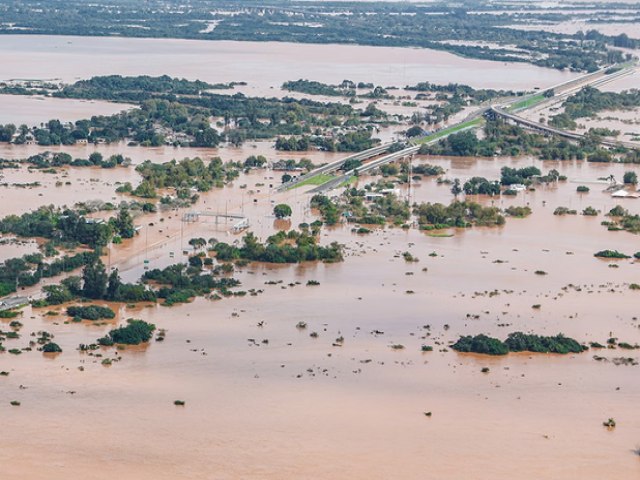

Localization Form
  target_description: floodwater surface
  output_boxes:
[0,35,578,91]
[0,34,639,480]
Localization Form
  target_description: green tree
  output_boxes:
[82,259,108,299]
[88,152,103,165]
[113,208,136,238]
[623,171,638,185]
[188,237,207,250]
[273,204,293,219]
[451,179,462,197]
[106,269,122,300]
[448,131,478,156]
[42,284,75,305]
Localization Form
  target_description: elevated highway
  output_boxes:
[490,107,640,150]
[277,142,393,191]
[282,62,638,195]
[308,123,479,194]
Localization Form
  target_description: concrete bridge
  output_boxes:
[277,142,394,192]
[281,62,638,195]
[489,107,639,150]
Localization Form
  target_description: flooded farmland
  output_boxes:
[0,32,639,480]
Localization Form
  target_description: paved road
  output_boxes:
[0,296,29,311]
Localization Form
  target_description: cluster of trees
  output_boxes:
[365,194,410,225]
[276,129,380,153]
[213,231,343,264]
[0,205,137,249]
[406,82,515,102]
[283,79,397,99]
[66,305,115,320]
[413,201,505,228]
[411,164,445,177]
[310,195,341,225]
[0,124,16,142]
[36,260,156,307]
[463,177,501,195]
[1,72,377,147]
[604,206,640,234]
[594,250,630,259]
[282,79,355,97]
[143,262,241,306]
[243,155,267,169]
[275,136,311,151]
[500,166,541,185]
[23,152,129,169]
[504,206,532,218]
[552,86,640,124]
[0,251,95,296]
[53,75,236,102]
[312,185,416,227]
[420,119,617,161]
[97,319,155,346]
[131,157,239,198]
[313,129,380,153]
[272,158,314,172]
[452,332,585,355]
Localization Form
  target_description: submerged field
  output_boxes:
[0,32,639,480]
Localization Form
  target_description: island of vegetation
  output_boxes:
[451,332,586,355]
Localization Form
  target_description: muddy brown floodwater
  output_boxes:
[1,152,639,480]
[0,35,639,480]
[0,34,577,90]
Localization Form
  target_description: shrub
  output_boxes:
[623,171,638,185]
[576,185,590,193]
[594,250,630,259]
[42,342,62,353]
[504,206,532,218]
[553,206,577,215]
[608,206,627,217]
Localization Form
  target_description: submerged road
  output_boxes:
[490,107,640,150]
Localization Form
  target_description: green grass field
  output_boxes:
[413,117,484,145]
[338,175,357,188]
[290,173,335,189]
[506,94,545,112]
